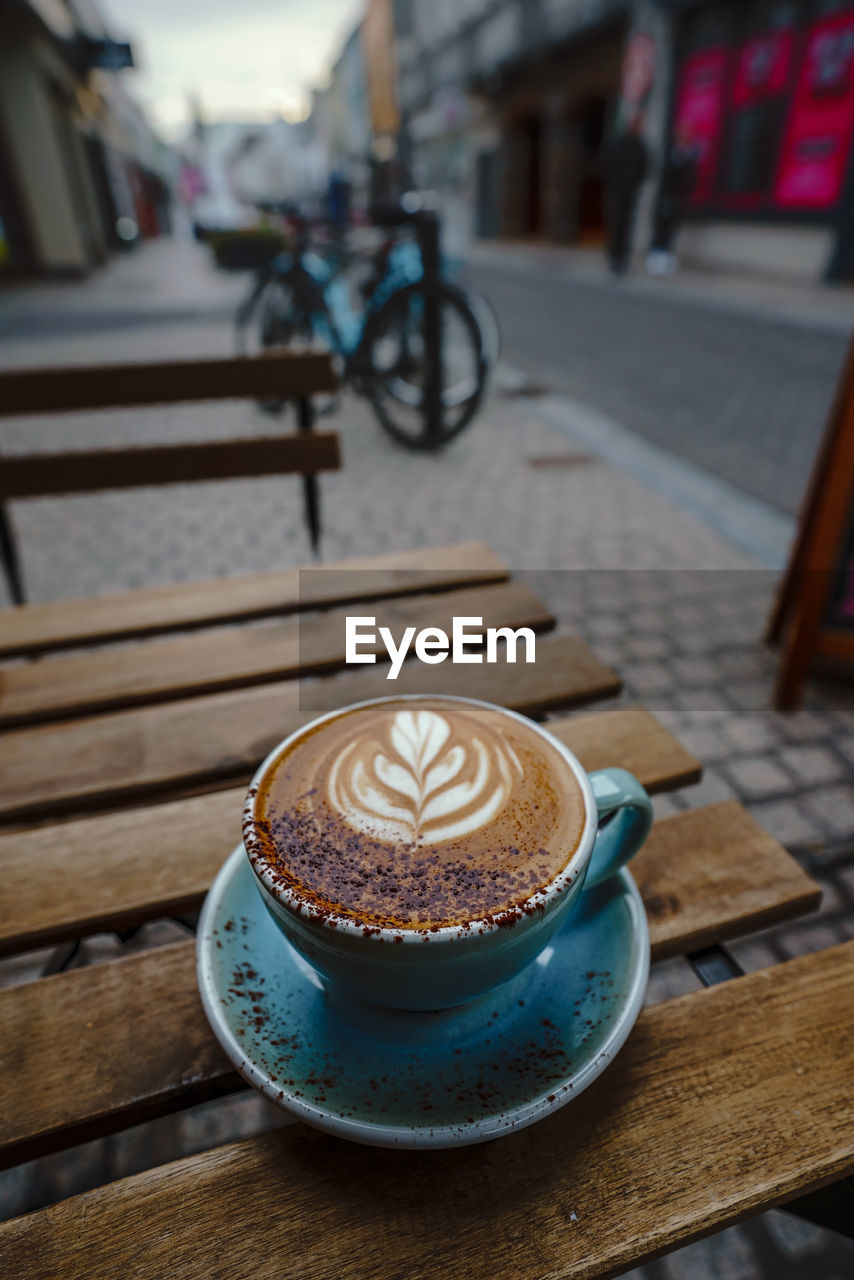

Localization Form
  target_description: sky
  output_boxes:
[99,0,364,139]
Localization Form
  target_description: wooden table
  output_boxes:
[0,541,851,1279]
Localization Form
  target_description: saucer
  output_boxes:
[196,846,649,1149]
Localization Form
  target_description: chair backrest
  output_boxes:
[0,435,341,499]
[0,352,341,604]
[0,351,338,417]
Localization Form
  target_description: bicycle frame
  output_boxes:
[266,234,426,368]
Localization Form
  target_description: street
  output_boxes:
[466,252,849,517]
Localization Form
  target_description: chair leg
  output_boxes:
[296,397,322,558]
[0,501,25,604]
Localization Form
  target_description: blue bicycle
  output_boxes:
[235,200,492,450]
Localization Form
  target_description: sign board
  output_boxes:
[83,38,134,71]
[362,0,399,137]
[767,332,854,708]
[775,9,854,209]
[672,47,728,205]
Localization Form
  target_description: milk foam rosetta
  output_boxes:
[252,699,587,929]
[327,708,523,844]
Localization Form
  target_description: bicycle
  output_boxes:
[235,198,493,451]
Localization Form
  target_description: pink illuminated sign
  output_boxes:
[672,47,729,205]
[775,10,854,210]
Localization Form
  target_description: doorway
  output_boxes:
[570,95,609,243]
[521,115,543,235]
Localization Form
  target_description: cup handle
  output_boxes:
[586,768,653,889]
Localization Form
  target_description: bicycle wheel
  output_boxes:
[258,275,315,350]
[362,282,487,450]
[239,271,321,414]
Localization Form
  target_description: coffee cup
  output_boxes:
[243,695,652,1011]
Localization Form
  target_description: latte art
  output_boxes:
[327,709,523,843]
[250,697,587,929]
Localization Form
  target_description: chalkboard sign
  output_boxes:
[826,506,854,627]
[766,331,854,708]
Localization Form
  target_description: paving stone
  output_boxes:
[674,688,733,715]
[746,799,822,848]
[728,935,786,974]
[651,792,683,821]
[626,662,675,696]
[801,786,854,840]
[674,628,716,655]
[677,766,737,808]
[671,603,711,629]
[808,874,843,915]
[661,1224,761,1280]
[627,634,671,660]
[834,861,854,896]
[584,614,625,639]
[644,956,702,1006]
[668,722,731,764]
[725,716,778,754]
[584,641,623,669]
[630,608,668,633]
[832,734,854,767]
[716,649,776,681]
[0,947,55,991]
[778,744,848,787]
[762,1210,830,1261]
[782,710,838,742]
[723,756,793,799]
[726,679,774,711]
[671,656,720,686]
[778,919,850,960]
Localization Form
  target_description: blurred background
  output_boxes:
[3,0,854,286]
[2,3,854,1278]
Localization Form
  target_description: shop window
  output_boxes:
[671,5,734,207]
[718,2,805,207]
[774,0,854,208]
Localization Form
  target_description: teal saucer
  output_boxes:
[197,846,649,1149]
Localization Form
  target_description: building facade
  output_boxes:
[665,0,854,280]
[391,0,854,281]
[0,0,170,277]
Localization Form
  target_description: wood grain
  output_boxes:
[0,581,553,728]
[0,803,820,1167]
[0,706,699,955]
[546,706,702,794]
[0,542,509,658]
[631,800,822,958]
[0,351,337,417]
[0,434,341,499]
[0,634,620,824]
[2,938,848,1280]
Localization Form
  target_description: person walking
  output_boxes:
[646,128,698,275]
[602,111,649,277]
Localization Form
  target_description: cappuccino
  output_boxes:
[248,698,585,930]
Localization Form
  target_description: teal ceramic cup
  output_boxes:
[243,696,652,1011]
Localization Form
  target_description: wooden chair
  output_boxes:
[0,352,341,604]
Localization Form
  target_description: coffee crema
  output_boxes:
[249,699,586,930]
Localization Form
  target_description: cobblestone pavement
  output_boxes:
[1,243,853,1276]
[466,244,850,517]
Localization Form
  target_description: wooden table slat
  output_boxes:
[0,633,621,825]
[0,706,700,955]
[0,542,509,658]
[3,934,847,1280]
[0,581,553,729]
[0,801,820,1168]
